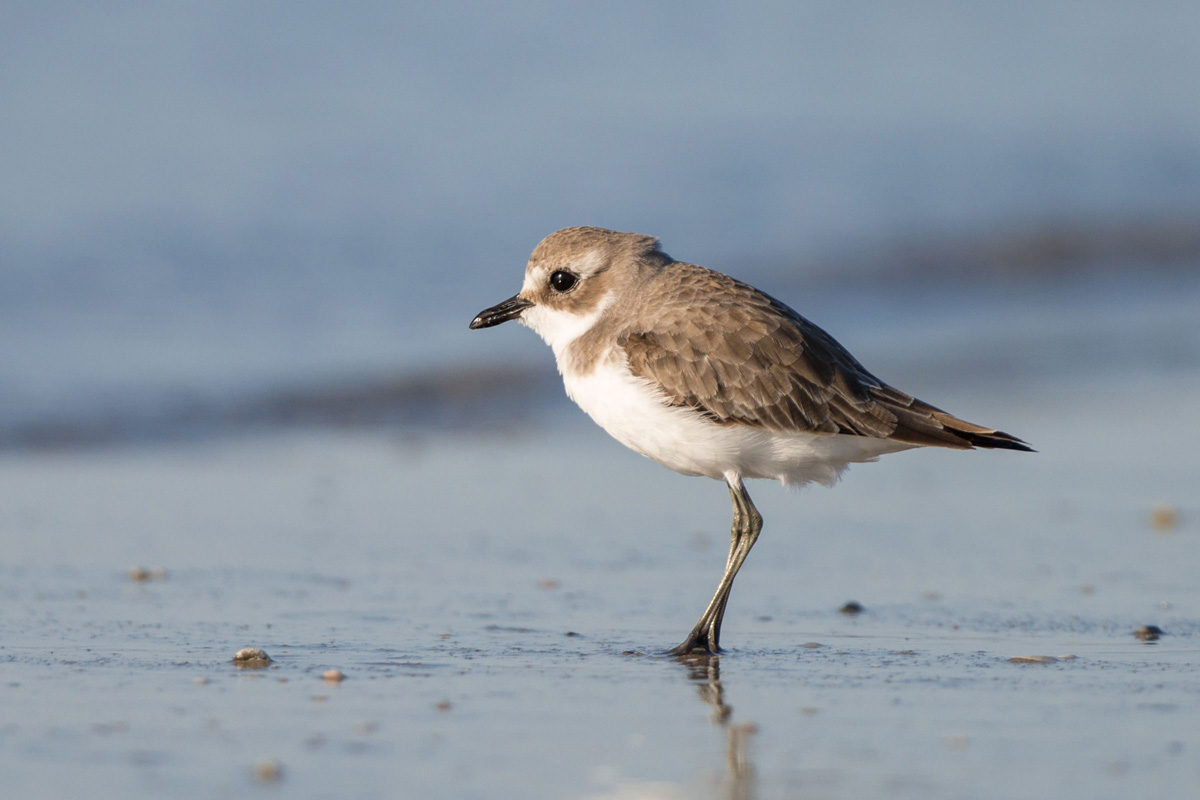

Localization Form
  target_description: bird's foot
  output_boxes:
[668,627,722,657]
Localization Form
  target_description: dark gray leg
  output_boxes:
[670,476,763,655]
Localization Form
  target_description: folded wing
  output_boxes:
[619,264,1032,452]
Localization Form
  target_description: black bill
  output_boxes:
[469,294,533,329]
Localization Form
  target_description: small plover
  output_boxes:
[470,227,1031,654]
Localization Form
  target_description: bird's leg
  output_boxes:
[721,480,745,571]
[709,481,749,639]
[709,480,762,648]
[671,476,763,655]
[676,490,744,655]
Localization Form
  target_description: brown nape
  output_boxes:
[872,388,1035,452]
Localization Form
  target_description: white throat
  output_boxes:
[519,291,613,364]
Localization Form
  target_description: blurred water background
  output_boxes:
[2,1,1198,449]
[5,6,1200,798]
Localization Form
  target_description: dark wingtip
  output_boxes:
[963,430,1035,452]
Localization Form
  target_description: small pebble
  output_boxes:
[1135,625,1164,641]
[322,669,345,684]
[128,566,167,582]
[435,700,452,712]
[1149,505,1179,531]
[802,641,822,649]
[232,647,273,668]
[252,758,283,783]
[839,601,864,615]
[538,578,561,590]
[1009,655,1058,664]
[194,676,210,685]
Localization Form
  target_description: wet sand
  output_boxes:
[2,356,1198,798]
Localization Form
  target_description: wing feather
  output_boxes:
[619,263,1032,451]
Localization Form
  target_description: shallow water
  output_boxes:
[2,340,1198,797]
[5,6,1199,794]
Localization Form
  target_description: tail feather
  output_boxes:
[872,388,1035,452]
[935,414,1034,451]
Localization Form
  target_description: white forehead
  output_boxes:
[520,247,605,294]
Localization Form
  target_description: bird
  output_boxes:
[469,226,1031,655]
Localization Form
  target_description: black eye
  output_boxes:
[549,270,577,292]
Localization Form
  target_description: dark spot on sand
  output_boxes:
[1135,625,1164,641]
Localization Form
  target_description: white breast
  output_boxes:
[562,356,914,488]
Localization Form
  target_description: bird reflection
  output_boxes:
[674,653,757,800]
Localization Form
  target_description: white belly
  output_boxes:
[562,359,913,488]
